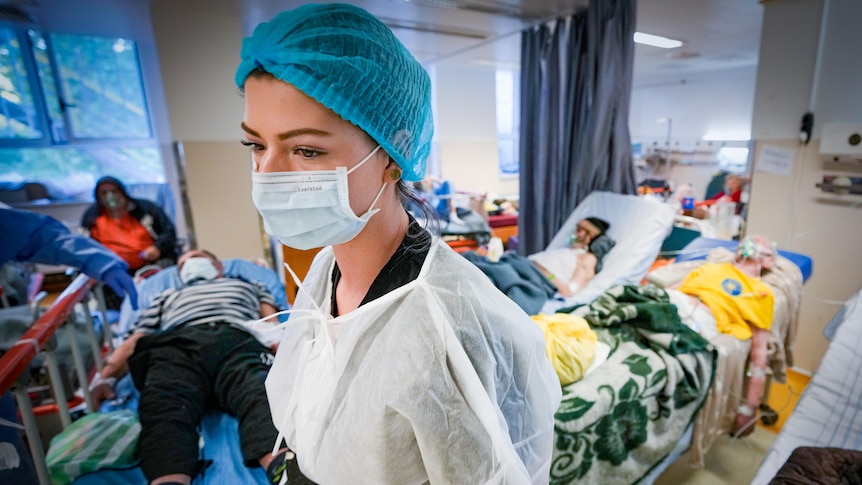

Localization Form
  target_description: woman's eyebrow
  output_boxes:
[240,122,260,137]
[277,128,331,140]
[240,122,331,140]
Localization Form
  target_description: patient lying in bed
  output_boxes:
[528,217,615,297]
[89,250,300,485]
[462,217,615,314]
[666,235,776,437]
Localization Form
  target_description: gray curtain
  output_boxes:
[518,0,637,256]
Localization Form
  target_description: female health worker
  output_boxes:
[235,4,561,484]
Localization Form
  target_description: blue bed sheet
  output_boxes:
[674,237,812,283]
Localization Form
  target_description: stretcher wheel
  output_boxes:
[759,403,779,426]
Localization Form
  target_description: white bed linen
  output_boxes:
[751,287,862,484]
[541,191,676,312]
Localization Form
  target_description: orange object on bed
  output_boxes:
[446,239,481,253]
[488,214,518,247]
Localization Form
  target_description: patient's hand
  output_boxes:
[90,380,117,409]
[692,207,710,220]
[140,245,161,262]
[732,409,757,438]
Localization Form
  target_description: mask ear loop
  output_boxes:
[361,179,389,219]
[346,145,382,175]
[344,145,388,219]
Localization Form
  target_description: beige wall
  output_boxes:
[181,142,264,260]
[749,139,862,372]
[150,2,245,142]
[150,2,265,260]
[747,0,862,373]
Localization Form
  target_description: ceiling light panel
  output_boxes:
[634,32,683,49]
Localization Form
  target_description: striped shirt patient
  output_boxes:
[89,249,303,485]
[134,252,277,335]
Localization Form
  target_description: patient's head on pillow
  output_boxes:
[572,217,610,248]
[735,235,775,275]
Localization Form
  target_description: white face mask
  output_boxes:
[179,257,219,284]
[251,145,387,250]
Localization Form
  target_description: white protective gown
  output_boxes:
[266,239,561,484]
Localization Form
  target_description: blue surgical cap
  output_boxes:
[235,3,433,182]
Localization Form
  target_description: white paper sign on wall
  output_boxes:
[756,145,796,177]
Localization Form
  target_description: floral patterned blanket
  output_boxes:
[550,285,716,485]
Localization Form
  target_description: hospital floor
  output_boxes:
[656,369,810,484]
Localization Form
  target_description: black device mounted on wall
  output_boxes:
[800,112,814,144]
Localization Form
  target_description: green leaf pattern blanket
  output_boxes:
[550,285,717,484]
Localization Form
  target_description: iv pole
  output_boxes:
[664,117,673,178]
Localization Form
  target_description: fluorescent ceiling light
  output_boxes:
[634,32,683,49]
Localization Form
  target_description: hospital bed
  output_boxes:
[750,287,862,484]
[536,197,810,483]
[480,191,706,484]
[640,238,810,478]
[55,259,287,485]
[548,242,810,484]
[453,190,811,483]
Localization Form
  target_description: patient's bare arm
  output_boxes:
[733,326,769,437]
[570,252,597,293]
[103,332,144,379]
[91,332,145,408]
[558,252,598,297]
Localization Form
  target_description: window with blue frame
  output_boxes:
[0,23,164,204]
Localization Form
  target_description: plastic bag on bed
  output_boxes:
[46,410,140,485]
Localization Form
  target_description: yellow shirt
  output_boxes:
[677,262,774,340]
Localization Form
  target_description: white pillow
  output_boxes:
[541,191,676,312]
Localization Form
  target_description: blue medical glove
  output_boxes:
[103,269,138,310]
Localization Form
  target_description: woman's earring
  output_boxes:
[389,168,402,181]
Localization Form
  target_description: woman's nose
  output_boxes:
[256,149,280,173]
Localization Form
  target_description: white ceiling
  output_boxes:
[220,0,765,85]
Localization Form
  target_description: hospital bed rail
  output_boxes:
[0,274,109,485]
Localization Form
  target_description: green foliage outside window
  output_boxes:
[0,25,164,204]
